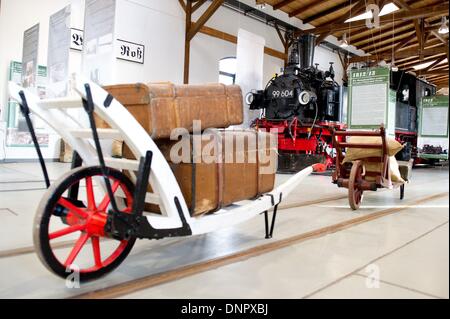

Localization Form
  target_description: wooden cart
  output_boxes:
[8,77,326,281]
[331,126,409,210]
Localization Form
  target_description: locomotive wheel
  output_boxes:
[33,166,136,281]
[348,160,364,210]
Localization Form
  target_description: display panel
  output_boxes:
[348,67,391,131]
[47,5,71,98]
[420,96,449,137]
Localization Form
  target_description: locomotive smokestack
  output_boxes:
[298,34,316,70]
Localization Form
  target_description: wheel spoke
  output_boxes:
[64,233,90,267]
[57,198,88,219]
[85,177,96,210]
[49,224,85,240]
[91,236,102,268]
[97,180,120,212]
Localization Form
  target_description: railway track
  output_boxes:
[0,193,348,259]
[69,191,448,299]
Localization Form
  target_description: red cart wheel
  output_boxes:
[348,160,364,210]
[33,166,136,281]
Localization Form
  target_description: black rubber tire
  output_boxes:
[33,166,136,282]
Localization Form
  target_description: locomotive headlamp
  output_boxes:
[298,90,316,105]
[245,92,255,105]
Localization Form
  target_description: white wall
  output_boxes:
[0,0,349,159]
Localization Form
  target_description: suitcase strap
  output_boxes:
[215,131,224,212]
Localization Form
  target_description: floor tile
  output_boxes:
[308,275,434,299]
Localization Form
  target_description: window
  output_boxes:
[219,57,237,85]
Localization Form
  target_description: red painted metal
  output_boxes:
[254,118,347,168]
[49,176,134,273]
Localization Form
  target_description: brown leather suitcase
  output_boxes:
[156,129,277,216]
[102,83,243,139]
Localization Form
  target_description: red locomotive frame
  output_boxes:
[254,118,347,170]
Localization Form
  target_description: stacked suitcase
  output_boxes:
[103,82,277,216]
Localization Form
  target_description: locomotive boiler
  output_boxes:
[245,34,346,172]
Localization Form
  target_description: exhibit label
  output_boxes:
[70,28,84,51]
[116,39,145,64]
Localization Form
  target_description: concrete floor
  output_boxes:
[0,161,448,299]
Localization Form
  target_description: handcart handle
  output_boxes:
[82,83,120,213]
[18,91,51,188]
[132,151,153,217]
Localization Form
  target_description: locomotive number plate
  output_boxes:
[272,90,294,98]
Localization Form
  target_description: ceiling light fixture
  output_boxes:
[340,33,349,48]
[345,2,399,23]
[438,16,449,34]
[413,58,448,70]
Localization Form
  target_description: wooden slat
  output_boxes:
[311,0,366,44]
[302,0,352,25]
[192,0,208,12]
[352,21,413,48]
[360,30,416,52]
[37,97,82,109]
[422,56,447,72]
[187,0,224,41]
[349,46,447,63]
[104,157,140,171]
[369,36,441,55]
[309,3,449,35]
[70,129,122,140]
[178,0,186,12]
[399,53,447,68]
[273,0,297,10]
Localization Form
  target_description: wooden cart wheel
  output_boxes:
[348,160,364,210]
[33,166,136,281]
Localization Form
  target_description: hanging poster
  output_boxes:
[47,5,71,98]
[348,67,393,134]
[82,0,116,84]
[6,61,49,147]
[21,24,40,88]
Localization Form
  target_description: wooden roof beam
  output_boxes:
[288,1,327,18]
[187,0,224,41]
[399,53,447,68]
[425,73,449,80]
[349,46,447,63]
[393,0,447,45]
[360,29,416,52]
[422,56,447,73]
[309,3,449,35]
[352,21,413,47]
[294,1,364,35]
[370,35,444,56]
[302,1,353,24]
[312,0,366,44]
[273,0,296,11]
[192,0,208,12]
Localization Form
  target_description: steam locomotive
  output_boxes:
[245,34,346,172]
